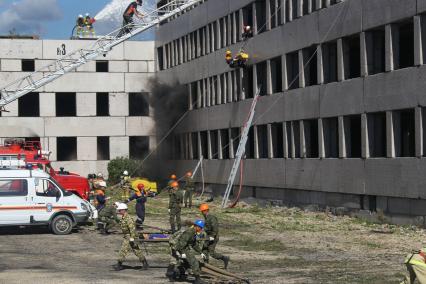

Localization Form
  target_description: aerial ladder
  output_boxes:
[0,0,203,111]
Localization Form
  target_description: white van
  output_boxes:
[0,168,96,234]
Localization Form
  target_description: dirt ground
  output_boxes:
[0,192,425,284]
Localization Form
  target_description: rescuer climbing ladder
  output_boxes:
[0,0,203,110]
[221,89,261,208]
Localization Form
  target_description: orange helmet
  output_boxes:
[137,183,145,190]
[96,189,105,195]
[171,181,179,188]
[186,171,192,178]
[199,203,209,212]
[170,174,177,180]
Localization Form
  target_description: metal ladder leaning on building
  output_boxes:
[0,0,203,111]
[221,89,261,208]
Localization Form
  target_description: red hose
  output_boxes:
[229,159,244,208]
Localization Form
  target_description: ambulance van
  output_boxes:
[0,166,95,234]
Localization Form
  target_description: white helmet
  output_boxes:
[78,14,83,18]
[116,203,128,211]
[98,181,107,188]
[97,172,103,178]
[85,13,90,17]
[114,202,121,207]
[123,170,129,176]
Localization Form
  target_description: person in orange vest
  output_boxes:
[117,0,144,37]
[401,248,426,284]
[125,183,147,226]
[95,181,107,211]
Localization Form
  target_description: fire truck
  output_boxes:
[0,139,90,200]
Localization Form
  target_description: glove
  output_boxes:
[176,251,181,257]
[181,253,187,259]
[209,237,215,241]
[168,209,171,213]
[201,253,207,260]
[129,238,135,243]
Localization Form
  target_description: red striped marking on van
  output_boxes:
[0,206,77,210]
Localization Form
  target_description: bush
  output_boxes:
[107,157,140,184]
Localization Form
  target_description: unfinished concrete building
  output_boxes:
[0,39,155,176]
[155,0,426,223]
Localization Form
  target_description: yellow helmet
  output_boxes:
[226,50,231,55]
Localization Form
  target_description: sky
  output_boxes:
[0,0,155,39]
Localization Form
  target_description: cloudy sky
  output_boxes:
[0,0,155,39]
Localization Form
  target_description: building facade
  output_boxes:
[0,39,155,176]
[155,0,426,221]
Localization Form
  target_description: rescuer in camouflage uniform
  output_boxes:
[113,203,148,271]
[98,202,120,234]
[169,181,183,233]
[167,220,206,284]
[199,203,230,269]
[183,171,195,208]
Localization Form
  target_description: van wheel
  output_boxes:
[50,215,73,235]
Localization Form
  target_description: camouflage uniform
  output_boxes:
[169,227,203,277]
[183,176,195,208]
[202,213,229,267]
[117,213,146,264]
[169,188,183,233]
[98,204,119,233]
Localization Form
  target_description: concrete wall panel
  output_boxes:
[44,73,125,92]
[0,39,43,59]
[124,73,152,92]
[363,0,416,30]
[45,117,125,137]
[77,137,97,161]
[39,92,56,117]
[1,59,21,71]
[110,136,129,158]
[320,79,364,117]
[126,117,156,136]
[0,118,45,137]
[77,93,97,116]
[109,93,129,117]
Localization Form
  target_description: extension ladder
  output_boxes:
[0,0,203,110]
[221,89,260,208]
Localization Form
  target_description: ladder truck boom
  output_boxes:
[0,0,203,110]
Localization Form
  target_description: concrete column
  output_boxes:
[211,77,216,106]
[76,93,96,117]
[288,0,293,22]
[318,118,325,158]
[227,72,233,103]
[229,128,235,159]
[206,78,211,107]
[290,122,296,158]
[203,79,207,107]
[297,0,303,18]
[361,113,369,158]
[232,13,237,43]
[280,0,286,24]
[188,84,193,110]
[386,111,395,158]
[227,14,232,46]
[267,124,273,159]
[196,81,202,109]
[283,122,289,158]
[385,24,394,72]
[179,134,185,160]
[191,33,195,59]
[216,20,221,49]
[196,132,201,159]
[300,120,306,158]
[253,64,258,95]
[223,74,227,103]
[186,35,190,62]
[282,54,288,90]
[252,2,258,35]
[324,0,330,8]
[239,69,246,100]
[415,107,423,157]
[162,44,167,69]
[40,92,55,117]
[338,116,346,158]
[223,18,227,48]
[207,131,212,159]
[298,50,305,88]
[232,71,238,101]
[218,130,223,159]
[317,44,324,84]
[110,137,129,159]
[360,32,368,77]
[49,137,57,161]
[189,133,194,160]
[210,24,214,52]
[254,125,260,159]
[217,75,222,105]
[337,38,344,81]
[266,60,273,95]
[308,0,313,13]
[206,25,211,54]
[414,16,423,66]
[196,29,201,58]
[316,0,322,10]
[266,0,272,31]
[179,38,183,64]
[239,9,244,42]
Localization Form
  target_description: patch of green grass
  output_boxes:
[223,236,286,252]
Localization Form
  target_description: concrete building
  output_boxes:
[155,0,426,222]
[0,39,155,176]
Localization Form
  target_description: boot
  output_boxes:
[194,275,205,284]
[113,261,124,271]
[222,256,230,270]
[165,264,175,278]
[141,259,149,270]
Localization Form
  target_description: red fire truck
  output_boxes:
[0,139,90,200]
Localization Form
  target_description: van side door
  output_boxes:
[0,178,31,225]
[31,178,63,222]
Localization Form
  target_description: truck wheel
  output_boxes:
[50,215,73,235]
